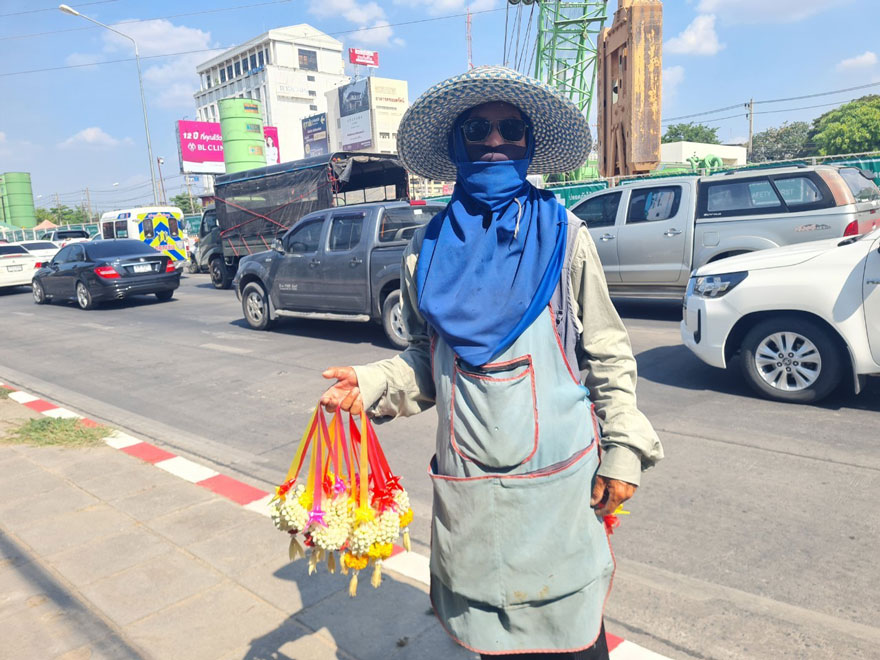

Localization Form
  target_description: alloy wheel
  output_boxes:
[753,331,822,392]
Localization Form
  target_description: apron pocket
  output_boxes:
[451,356,538,469]
[430,450,612,609]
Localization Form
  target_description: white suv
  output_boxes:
[681,228,880,403]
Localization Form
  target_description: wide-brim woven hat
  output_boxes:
[397,65,592,181]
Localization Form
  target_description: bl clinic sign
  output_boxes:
[177,120,280,174]
[348,48,379,68]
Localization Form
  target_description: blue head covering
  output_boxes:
[415,111,568,366]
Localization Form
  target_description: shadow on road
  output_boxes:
[636,344,880,412]
[228,317,395,351]
[612,299,682,323]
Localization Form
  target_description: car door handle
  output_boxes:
[309,259,321,268]
[868,279,880,285]
[664,228,682,237]
[350,257,363,266]
[599,234,615,241]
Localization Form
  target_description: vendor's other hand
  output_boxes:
[591,476,637,517]
[321,367,363,414]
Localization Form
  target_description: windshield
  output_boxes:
[20,241,57,250]
[378,205,443,243]
[839,168,880,202]
[85,240,160,259]
[58,230,90,238]
[0,245,28,255]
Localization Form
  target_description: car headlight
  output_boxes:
[692,271,748,298]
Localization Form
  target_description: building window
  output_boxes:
[242,56,249,72]
[226,65,233,80]
[307,75,315,82]
[298,48,318,71]
[308,90,316,97]
[309,104,318,111]
[254,88,261,101]
[258,50,264,67]
[220,68,227,83]
[234,61,241,77]
[250,53,257,69]
[264,48,270,65]
[392,132,397,139]
[379,132,390,139]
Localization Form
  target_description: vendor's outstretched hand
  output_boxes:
[591,476,636,517]
[321,367,364,414]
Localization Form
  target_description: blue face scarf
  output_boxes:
[415,114,568,366]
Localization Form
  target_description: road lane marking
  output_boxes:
[12,312,34,317]
[199,343,253,355]
[79,322,114,330]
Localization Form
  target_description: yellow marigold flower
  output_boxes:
[399,508,413,527]
[354,505,375,524]
[343,553,369,571]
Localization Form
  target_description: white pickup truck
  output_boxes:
[570,164,880,299]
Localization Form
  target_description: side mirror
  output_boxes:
[273,238,284,253]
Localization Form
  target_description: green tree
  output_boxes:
[171,193,201,215]
[750,121,811,162]
[808,95,880,156]
[48,205,88,225]
[661,122,720,144]
[34,207,54,223]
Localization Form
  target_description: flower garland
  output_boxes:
[270,408,412,596]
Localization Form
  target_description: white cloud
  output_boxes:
[666,14,724,56]
[67,19,219,110]
[697,0,848,24]
[837,51,878,71]
[663,65,685,94]
[309,0,404,47]
[58,127,132,150]
[0,132,6,143]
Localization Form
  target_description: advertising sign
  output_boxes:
[337,78,373,151]
[177,120,281,173]
[348,48,379,68]
[302,114,329,158]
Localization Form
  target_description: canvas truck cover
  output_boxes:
[213,152,408,243]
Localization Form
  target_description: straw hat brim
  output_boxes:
[396,66,592,182]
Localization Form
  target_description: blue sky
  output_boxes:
[1,0,878,213]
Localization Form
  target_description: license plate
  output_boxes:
[6,265,22,272]
[133,264,151,273]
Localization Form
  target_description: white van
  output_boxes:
[99,207,188,268]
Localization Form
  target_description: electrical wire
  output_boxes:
[0,0,117,18]
[0,8,506,77]
[755,80,880,105]
[517,4,537,74]
[0,0,294,42]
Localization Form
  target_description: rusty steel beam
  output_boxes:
[597,0,663,178]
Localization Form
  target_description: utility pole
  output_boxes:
[84,187,93,223]
[747,98,755,162]
[466,8,473,70]
[185,175,196,214]
[157,157,167,205]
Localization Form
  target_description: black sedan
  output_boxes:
[32,239,180,309]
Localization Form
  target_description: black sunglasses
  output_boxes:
[461,117,528,143]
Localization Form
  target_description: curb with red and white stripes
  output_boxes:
[0,381,668,659]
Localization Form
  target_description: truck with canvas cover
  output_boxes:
[197,152,409,289]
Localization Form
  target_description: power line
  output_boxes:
[0,0,293,41]
[662,103,744,123]
[754,80,880,104]
[0,8,505,77]
[0,0,117,18]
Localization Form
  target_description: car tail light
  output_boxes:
[409,200,427,206]
[94,265,120,279]
[33,262,43,269]
[165,260,176,273]
[843,221,859,237]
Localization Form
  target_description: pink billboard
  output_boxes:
[177,120,281,174]
[348,48,379,68]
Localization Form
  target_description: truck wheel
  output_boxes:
[739,315,843,404]
[242,282,274,331]
[382,290,408,350]
[210,257,232,290]
[186,257,199,274]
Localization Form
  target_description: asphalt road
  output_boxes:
[2,274,878,659]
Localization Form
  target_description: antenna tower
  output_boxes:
[467,8,473,69]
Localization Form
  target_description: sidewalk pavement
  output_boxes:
[0,382,669,660]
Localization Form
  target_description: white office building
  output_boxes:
[194,25,348,162]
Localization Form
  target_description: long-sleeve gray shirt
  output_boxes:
[353,222,663,486]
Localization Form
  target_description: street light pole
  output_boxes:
[58,4,159,205]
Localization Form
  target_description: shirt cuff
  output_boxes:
[597,444,643,486]
[352,364,388,412]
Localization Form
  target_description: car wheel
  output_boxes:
[155,290,174,301]
[242,282,274,330]
[186,258,199,274]
[210,257,232,290]
[32,280,48,305]
[382,290,408,350]
[75,281,94,310]
[739,315,843,403]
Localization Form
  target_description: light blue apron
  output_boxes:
[428,302,615,654]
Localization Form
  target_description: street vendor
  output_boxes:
[321,65,663,659]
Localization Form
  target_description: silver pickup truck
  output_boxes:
[570,165,880,299]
